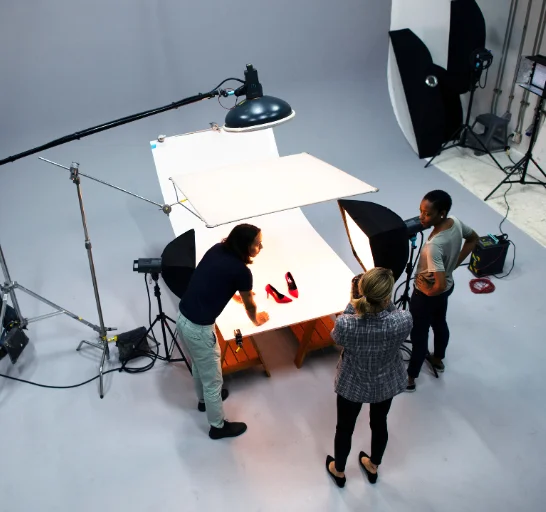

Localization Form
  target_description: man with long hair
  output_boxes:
[176,224,269,439]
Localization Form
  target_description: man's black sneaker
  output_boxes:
[198,388,229,412]
[209,420,247,440]
[406,382,416,393]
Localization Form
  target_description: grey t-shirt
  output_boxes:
[415,216,473,291]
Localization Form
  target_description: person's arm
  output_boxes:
[331,316,350,348]
[457,224,479,267]
[240,291,269,326]
[343,303,355,314]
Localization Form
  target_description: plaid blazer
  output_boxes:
[332,302,413,404]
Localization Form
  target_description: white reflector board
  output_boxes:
[169,152,378,227]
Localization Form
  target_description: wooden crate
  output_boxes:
[215,327,271,377]
[290,315,338,368]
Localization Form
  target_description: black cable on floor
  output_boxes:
[494,162,517,279]
[0,367,122,389]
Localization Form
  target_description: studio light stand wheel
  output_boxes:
[145,273,191,372]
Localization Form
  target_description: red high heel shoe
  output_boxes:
[285,272,298,298]
[265,284,292,303]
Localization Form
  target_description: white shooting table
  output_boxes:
[151,128,377,373]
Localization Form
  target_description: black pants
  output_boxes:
[334,394,393,472]
[407,285,454,379]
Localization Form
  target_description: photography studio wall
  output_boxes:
[388,0,546,157]
[0,0,395,332]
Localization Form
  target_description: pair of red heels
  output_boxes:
[265,272,298,303]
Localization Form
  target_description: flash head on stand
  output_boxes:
[133,258,162,275]
[132,229,196,298]
[404,216,428,239]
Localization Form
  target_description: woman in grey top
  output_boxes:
[326,268,413,488]
[406,190,478,392]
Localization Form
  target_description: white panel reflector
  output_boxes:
[169,152,378,227]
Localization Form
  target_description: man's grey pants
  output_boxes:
[176,311,225,428]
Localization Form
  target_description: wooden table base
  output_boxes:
[290,315,337,368]
[215,327,271,377]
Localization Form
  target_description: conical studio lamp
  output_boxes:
[223,64,295,132]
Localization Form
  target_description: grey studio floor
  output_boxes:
[1,2,545,512]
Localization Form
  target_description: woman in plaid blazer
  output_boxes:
[325,268,413,487]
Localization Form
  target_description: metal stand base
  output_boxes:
[145,273,191,372]
[425,82,507,175]
[77,338,110,398]
[484,155,546,201]
[485,95,546,201]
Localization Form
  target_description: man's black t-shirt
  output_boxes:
[179,243,253,325]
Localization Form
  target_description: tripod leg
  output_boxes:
[164,318,192,373]
[0,293,7,336]
[425,125,464,169]
[99,340,109,399]
[0,244,24,324]
[464,130,507,174]
[484,158,525,201]
[77,339,104,351]
[529,157,546,181]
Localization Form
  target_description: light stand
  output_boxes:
[145,273,191,372]
[395,235,419,311]
[485,56,546,200]
[425,52,506,174]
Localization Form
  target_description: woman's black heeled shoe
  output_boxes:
[326,455,346,488]
[359,451,378,484]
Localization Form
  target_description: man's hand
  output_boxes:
[239,291,269,326]
[253,311,270,326]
